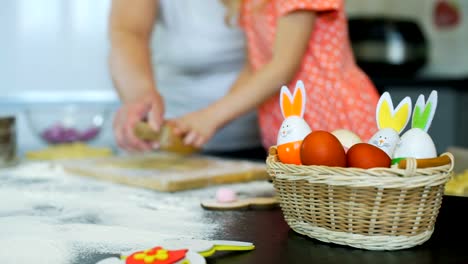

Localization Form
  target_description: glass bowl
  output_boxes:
[25,104,109,145]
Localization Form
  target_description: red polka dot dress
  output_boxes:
[239,0,380,149]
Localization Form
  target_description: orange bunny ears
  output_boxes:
[280,80,306,118]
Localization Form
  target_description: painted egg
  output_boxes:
[300,131,347,167]
[278,140,302,165]
[276,116,311,165]
[331,129,362,152]
[347,143,391,169]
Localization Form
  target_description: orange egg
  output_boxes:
[346,143,391,169]
[300,131,347,167]
[278,140,302,165]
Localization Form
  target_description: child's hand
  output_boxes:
[170,109,222,148]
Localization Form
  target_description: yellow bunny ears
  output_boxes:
[376,92,412,133]
[280,80,306,118]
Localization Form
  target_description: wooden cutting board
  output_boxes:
[61,152,270,192]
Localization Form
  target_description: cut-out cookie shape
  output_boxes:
[201,197,279,210]
[124,247,190,264]
[117,239,255,264]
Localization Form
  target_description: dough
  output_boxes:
[134,122,199,155]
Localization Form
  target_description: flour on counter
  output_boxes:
[0,161,275,264]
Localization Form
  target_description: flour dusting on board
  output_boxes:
[0,161,274,264]
[61,152,269,192]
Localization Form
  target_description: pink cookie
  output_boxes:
[215,188,237,203]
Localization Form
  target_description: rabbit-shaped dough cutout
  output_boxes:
[368,92,412,158]
[393,91,438,159]
[276,80,312,165]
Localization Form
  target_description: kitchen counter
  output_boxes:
[204,195,468,264]
[1,161,467,264]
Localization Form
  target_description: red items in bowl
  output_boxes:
[41,124,100,144]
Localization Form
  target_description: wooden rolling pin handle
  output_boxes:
[397,155,451,169]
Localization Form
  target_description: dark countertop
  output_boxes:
[204,195,468,264]
[2,159,467,264]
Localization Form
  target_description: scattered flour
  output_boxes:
[0,161,275,264]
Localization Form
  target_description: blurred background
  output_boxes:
[0,0,117,155]
[0,0,467,156]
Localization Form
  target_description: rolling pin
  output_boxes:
[134,121,199,155]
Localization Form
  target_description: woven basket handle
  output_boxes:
[400,152,455,176]
[397,154,453,169]
[268,146,278,156]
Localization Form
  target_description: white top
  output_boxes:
[152,0,261,152]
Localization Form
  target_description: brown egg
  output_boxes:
[346,143,391,169]
[300,130,347,167]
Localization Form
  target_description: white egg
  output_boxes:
[331,129,362,151]
[393,128,437,159]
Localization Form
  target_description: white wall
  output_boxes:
[0,0,119,153]
[0,0,115,94]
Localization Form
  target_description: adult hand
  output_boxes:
[170,108,222,149]
[113,91,164,152]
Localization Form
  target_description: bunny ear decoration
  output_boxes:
[280,80,306,118]
[412,90,438,132]
[376,92,412,133]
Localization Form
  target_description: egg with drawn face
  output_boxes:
[277,116,311,146]
[277,116,312,165]
[276,80,311,165]
[368,128,400,158]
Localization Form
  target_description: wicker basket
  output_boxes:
[266,146,454,251]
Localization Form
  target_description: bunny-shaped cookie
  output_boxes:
[276,80,312,165]
[393,90,438,159]
[368,92,412,158]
